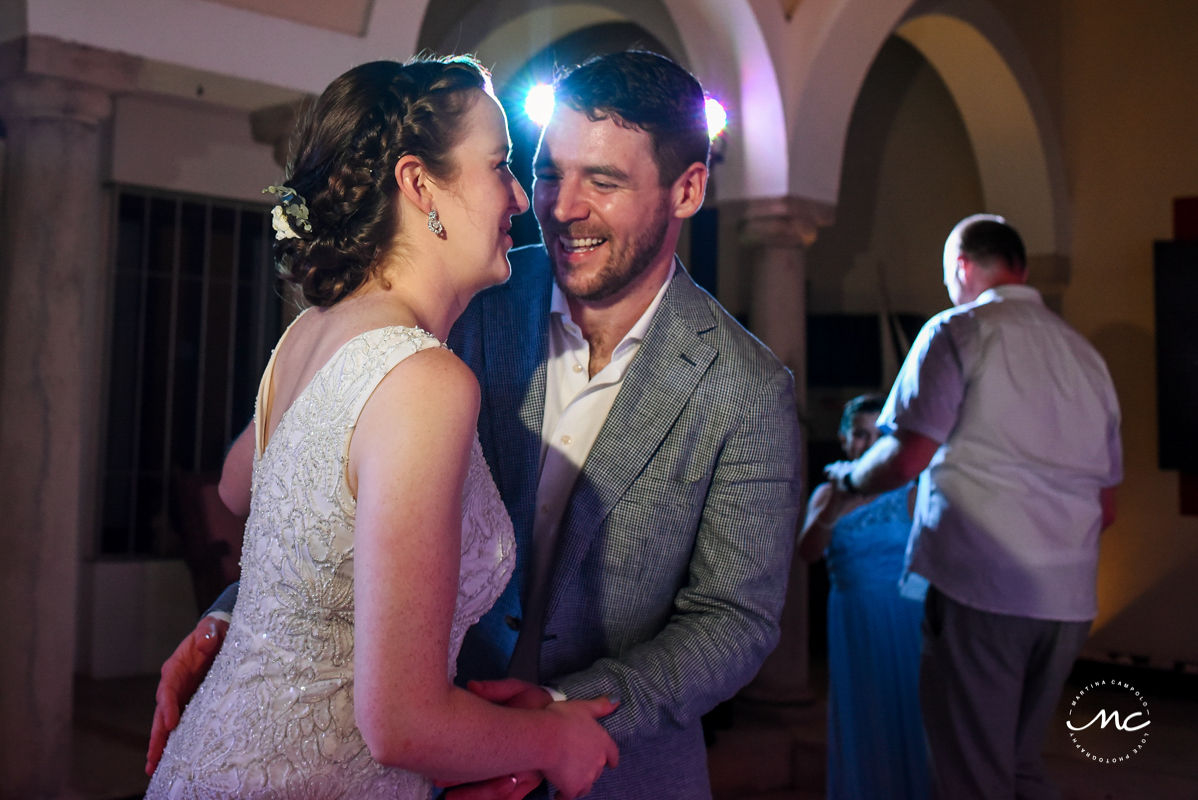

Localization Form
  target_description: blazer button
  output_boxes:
[504,615,521,631]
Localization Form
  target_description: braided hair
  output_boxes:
[274,56,489,306]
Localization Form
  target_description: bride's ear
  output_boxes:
[395,155,434,215]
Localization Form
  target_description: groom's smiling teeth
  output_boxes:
[560,235,606,253]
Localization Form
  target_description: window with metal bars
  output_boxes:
[99,187,284,556]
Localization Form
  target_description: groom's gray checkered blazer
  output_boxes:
[451,245,801,800]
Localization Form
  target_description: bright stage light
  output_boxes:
[705,97,728,140]
[524,83,556,127]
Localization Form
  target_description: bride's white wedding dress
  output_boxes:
[147,322,515,799]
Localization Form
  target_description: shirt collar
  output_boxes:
[976,283,1043,306]
[550,261,677,348]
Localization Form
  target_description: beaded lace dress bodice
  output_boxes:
[147,324,515,799]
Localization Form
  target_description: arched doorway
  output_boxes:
[796,0,1070,668]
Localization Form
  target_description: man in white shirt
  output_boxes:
[825,214,1121,799]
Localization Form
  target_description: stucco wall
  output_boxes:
[1058,0,1198,664]
[110,94,278,202]
[805,36,984,322]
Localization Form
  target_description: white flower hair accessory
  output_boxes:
[263,185,313,240]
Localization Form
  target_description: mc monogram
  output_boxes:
[1065,679,1151,764]
[1066,707,1151,733]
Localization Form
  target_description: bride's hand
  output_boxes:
[542,697,619,799]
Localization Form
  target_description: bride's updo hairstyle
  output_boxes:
[274,56,489,306]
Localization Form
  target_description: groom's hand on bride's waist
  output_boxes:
[145,615,228,776]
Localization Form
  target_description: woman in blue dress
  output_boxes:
[799,394,929,799]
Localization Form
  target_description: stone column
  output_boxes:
[737,195,833,705]
[0,73,113,798]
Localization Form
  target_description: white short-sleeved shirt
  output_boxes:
[879,284,1122,621]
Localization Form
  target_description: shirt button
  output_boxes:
[572,363,584,373]
[540,504,549,514]
[560,434,573,446]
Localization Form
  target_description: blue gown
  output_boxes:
[824,484,929,800]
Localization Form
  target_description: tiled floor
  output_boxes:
[70,661,1198,799]
[71,675,157,799]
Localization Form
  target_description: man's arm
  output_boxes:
[546,363,801,744]
[219,421,255,517]
[145,614,229,774]
[825,428,941,497]
[145,581,242,772]
[147,417,254,774]
[824,312,960,498]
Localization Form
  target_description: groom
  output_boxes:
[149,51,800,799]
[446,50,800,799]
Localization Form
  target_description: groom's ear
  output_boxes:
[670,162,708,220]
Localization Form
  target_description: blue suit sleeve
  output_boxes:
[204,581,239,619]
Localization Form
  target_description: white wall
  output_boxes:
[111,94,279,202]
[22,0,427,94]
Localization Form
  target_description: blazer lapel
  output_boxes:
[545,266,718,618]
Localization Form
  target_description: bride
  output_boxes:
[145,56,617,799]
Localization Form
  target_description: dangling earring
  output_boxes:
[427,208,445,238]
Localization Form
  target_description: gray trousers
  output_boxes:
[920,586,1091,800]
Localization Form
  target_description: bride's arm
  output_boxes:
[349,348,617,796]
